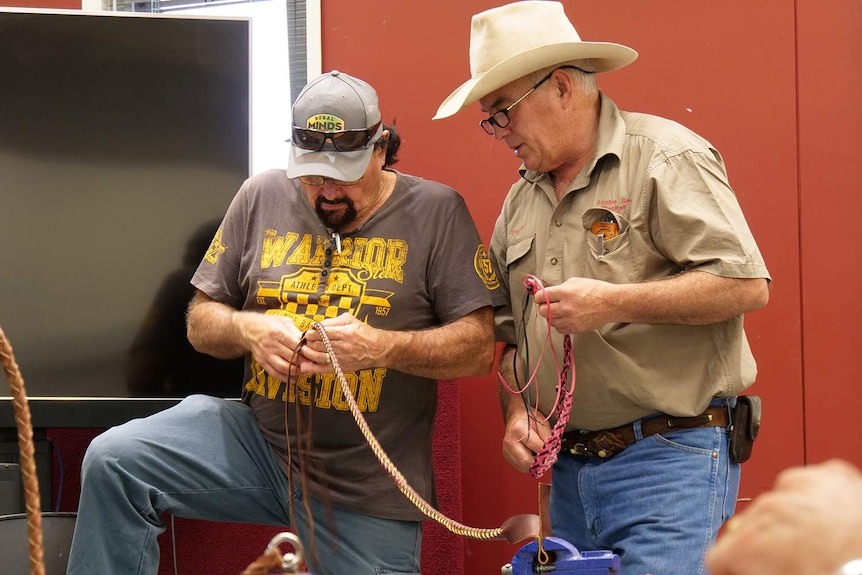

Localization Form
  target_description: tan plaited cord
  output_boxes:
[310,321,539,542]
[0,325,46,575]
[243,321,543,573]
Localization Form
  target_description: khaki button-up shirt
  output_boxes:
[490,94,770,430]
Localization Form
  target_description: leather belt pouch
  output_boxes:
[730,395,762,463]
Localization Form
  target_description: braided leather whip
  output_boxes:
[517,276,577,480]
[528,333,574,480]
[310,321,536,542]
[0,325,46,575]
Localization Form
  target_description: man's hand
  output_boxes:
[706,459,862,575]
[299,307,496,379]
[532,276,617,334]
[187,291,308,383]
[501,402,552,473]
[238,313,307,383]
[531,272,769,334]
[299,313,383,374]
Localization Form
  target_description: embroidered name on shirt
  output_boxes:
[595,198,632,213]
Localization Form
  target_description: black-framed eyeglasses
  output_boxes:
[479,66,595,135]
[298,174,363,187]
[292,121,382,152]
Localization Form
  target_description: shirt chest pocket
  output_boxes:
[505,234,536,300]
[582,208,631,259]
[581,208,639,282]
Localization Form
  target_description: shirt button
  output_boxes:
[554,220,562,227]
[550,258,558,265]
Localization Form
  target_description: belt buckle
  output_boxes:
[569,441,594,457]
[569,430,627,459]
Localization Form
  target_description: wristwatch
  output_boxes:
[833,560,862,575]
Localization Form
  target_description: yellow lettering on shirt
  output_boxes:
[246,358,385,412]
[259,231,406,283]
[260,230,298,268]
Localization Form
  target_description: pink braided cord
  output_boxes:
[529,333,574,480]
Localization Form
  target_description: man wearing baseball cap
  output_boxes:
[68,71,503,575]
[435,3,771,574]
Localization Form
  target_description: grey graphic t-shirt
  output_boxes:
[192,168,501,520]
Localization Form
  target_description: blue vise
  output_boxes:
[502,537,620,575]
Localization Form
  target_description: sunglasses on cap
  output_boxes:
[292,121,382,152]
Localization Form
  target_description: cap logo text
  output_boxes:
[307,113,345,131]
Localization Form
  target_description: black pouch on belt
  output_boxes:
[730,395,762,463]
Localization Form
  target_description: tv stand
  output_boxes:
[0,428,52,513]
[0,397,194,429]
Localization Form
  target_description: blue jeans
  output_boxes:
[549,400,739,575]
[66,395,422,575]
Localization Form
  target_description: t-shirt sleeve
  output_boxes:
[190,180,250,308]
[426,193,504,325]
[489,207,517,345]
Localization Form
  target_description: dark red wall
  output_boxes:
[319,1,862,573]
[797,0,862,463]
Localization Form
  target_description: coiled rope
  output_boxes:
[309,321,507,541]
[0,325,46,575]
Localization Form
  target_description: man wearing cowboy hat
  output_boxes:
[435,2,771,574]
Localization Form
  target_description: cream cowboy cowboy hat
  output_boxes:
[433,1,638,120]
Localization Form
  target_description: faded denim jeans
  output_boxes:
[66,395,422,575]
[549,399,739,575]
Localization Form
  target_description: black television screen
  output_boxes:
[0,9,250,420]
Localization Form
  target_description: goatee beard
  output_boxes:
[315,197,357,230]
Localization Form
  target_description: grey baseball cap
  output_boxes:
[287,70,383,182]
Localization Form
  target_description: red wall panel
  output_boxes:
[796,0,862,463]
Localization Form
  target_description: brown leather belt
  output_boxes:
[559,406,730,459]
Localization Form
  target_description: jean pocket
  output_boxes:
[652,426,723,456]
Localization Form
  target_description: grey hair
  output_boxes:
[530,59,598,96]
